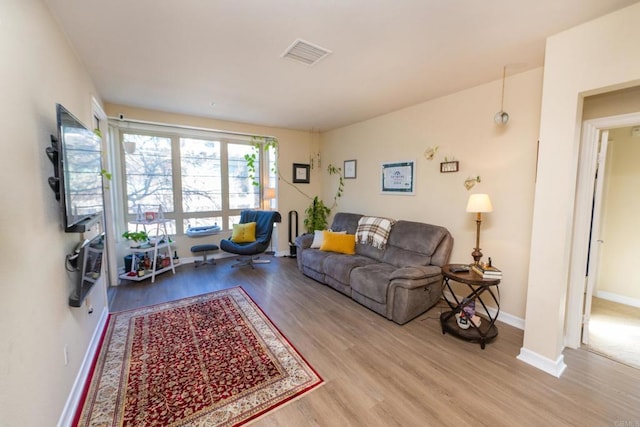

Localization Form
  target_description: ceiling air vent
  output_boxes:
[281,39,332,66]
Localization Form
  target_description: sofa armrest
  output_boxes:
[295,233,314,250]
[390,265,441,281]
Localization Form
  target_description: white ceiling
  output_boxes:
[44,0,638,132]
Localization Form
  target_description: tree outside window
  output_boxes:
[121,130,264,235]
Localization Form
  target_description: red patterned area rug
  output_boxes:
[77,287,323,426]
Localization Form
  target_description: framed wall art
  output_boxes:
[440,160,459,173]
[381,160,415,195]
[344,159,357,179]
[292,163,310,183]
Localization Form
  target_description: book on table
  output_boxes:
[477,262,502,273]
[472,264,502,279]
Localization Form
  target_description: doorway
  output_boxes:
[566,113,640,368]
[582,125,640,369]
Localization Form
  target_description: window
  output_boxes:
[120,126,271,235]
[228,143,259,210]
[123,133,174,212]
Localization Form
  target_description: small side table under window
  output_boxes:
[440,264,501,349]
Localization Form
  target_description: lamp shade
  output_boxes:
[466,194,493,213]
[263,187,276,200]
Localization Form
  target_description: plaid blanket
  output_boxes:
[356,216,396,249]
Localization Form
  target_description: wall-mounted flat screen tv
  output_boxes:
[47,104,104,232]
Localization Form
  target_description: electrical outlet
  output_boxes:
[63,345,69,366]
[85,297,94,315]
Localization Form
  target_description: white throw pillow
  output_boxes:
[310,229,345,248]
[310,230,324,248]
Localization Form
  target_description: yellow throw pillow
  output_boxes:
[231,222,257,243]
[320,230,356,255]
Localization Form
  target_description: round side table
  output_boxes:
[440,264,501,349]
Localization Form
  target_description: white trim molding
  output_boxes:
[565,112,640,349]
[517,347,567,378]
[57,307,109,427]
[596,291,640,309]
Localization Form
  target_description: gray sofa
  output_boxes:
[295,212,453,324]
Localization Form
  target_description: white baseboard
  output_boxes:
[275,250,295,257]
[442,290,524,330]
[57,307,109,427]
[595,290,640,309]
[517,347,567,378]
[496,310,525,330]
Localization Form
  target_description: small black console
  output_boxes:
[68,233,104,307]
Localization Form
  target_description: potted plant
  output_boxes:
[122,230,149,248]
[304,196,330,233]
[244,139,346,234]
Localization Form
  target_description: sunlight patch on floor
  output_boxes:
[587,298,640,370]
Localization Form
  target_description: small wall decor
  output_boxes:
[293,163,310,183]
[381,160,415,195]
[344,159,357,179]
[464,176,481,190]
[424,146,439,161]
[440,160,459,173]
[310,152,321,170]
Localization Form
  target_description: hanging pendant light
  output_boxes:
[494,66,509,125]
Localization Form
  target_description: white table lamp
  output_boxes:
[466,194,493,265]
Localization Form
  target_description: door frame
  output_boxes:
[581,129,609,345]
[565,112,640,349]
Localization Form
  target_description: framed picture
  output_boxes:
[381,160,415,195]
[344,159,357,179]
[292,163,310,183]
[440,161,459,173]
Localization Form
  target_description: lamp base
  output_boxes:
[471,248,483,266]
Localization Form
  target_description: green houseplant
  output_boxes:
[303,165,343,233]
[303,196,331,233]
[244,137,345,234]
[122,230,149,248]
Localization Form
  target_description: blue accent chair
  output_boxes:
[220,210,282,268]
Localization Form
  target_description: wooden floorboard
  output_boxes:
[587,297,640,370]
[108,256,640,426]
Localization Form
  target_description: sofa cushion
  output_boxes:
[390,265,442,280]
[301,247,334,274]
[320,231,356,254]
[324,254,377,285]
[330,212,363,234]
[382,220,449,267]
[355,242,385,262]
[350,263,396,304]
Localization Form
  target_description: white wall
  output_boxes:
[522,1,640,374]
[0,0,108,425]
[321,68,544,321]
[596,127,640,302]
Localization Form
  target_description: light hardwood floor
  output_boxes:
[109,256,640,426]
[587,297,640,370]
